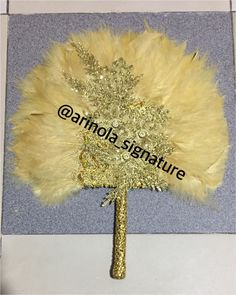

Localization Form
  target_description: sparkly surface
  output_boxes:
[65,42,173,276]
[110,190,127,279]
[2,12,236,234]
[65,42,173,205]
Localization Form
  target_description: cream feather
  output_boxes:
[11,28,229,204]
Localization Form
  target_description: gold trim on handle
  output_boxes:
[110,189,128,279]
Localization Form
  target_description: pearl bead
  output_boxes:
[123,154,129,160]
[112,120,119,128]
[138,130,146,138]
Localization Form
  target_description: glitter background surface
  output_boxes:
[2,12,235,234]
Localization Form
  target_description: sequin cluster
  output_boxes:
[64,41,174,205]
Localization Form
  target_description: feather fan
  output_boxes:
[10,27,229,279]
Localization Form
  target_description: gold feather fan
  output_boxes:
[11,27,228,279]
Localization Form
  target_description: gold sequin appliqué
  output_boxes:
[64,41,173,279]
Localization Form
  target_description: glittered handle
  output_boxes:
[110,189,128,279]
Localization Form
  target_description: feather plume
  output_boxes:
[11,28,229,204]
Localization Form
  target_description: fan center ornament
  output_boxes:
[11,27,229,279]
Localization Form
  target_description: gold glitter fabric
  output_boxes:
[64,42,173,279]
[110,189,127,279]
[64,41,173,206]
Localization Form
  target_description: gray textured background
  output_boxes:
[2,12,235,234]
